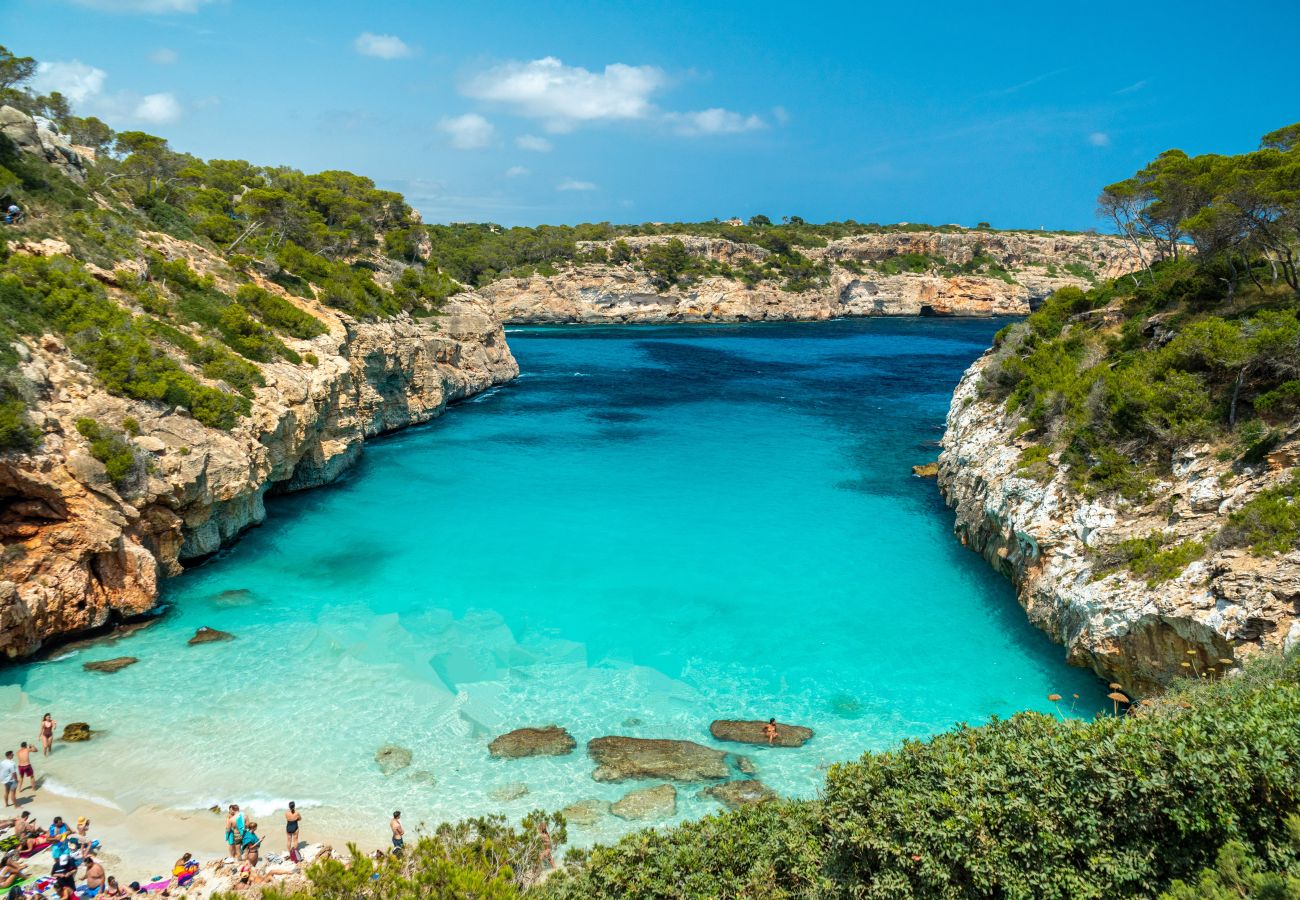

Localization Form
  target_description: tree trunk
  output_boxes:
[1230,368,1246,427]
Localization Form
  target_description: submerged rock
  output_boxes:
[82,656,138,673]
[560,799,610,827]
[700,779,777,809]
[62,722,92,742]
[735,755,757,775]
[710,720,814,748]
[407,770,438,788]
[587,736,730,783]
[611,784,676,821]
[488,725,576,758]
[375,744,412,776]
[488,782,530,802]
[187,626,234,645]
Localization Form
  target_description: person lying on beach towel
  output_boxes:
[0,852,26,889]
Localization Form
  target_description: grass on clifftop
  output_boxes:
[255,650,1300,899]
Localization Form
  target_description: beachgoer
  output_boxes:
[173,852,198,886]
[14,813,41,854]
[126,882,144,895]
[389,811,404,856]
[538,821,554,869]
[50,850,77,895]
[0,852,25,890]
[48,816,70,842]
[763,718,779,745]
[84,856,105,896]
[241,822,261,865]
[3,205,19,226]
[76,817,90,838]
[102,876,126,898]
[39,716,55,757]
[224,804,243,859]
[284,802,301,858]
[0,753,16,808]
[14,744,34,794]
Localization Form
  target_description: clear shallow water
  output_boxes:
[0,319,1106,844]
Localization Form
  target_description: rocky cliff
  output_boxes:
[483,231,1146,324]
[938,355,1300,696]
[0,256,517,659]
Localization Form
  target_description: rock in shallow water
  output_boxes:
[62,722,92,742]
[375,744,412,776]
[488,782,530,802]
[912,462,940,477]
[488,725,576,758]
[82,656,138,673]
[187,626,234,645]
[699,779,777,808]
[560,799,610,827]
[709,720,814,748]
[611,784,676,820]
[587,736,731,783]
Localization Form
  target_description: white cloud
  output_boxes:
[464,56,665,132]
[65,0,214,11]
[771,105,790,126]
[557,179,597,192]
[1088,131,1111,147]
[30,61,107,104]
[670,108,765,137]
[149,48,179,65]
[354,32,413,60]
[438,113,495,150]
[134,92,182,123]
[504,166,529,178]
[515,134,553,152]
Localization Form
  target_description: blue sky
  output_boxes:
[5,0,1298,229]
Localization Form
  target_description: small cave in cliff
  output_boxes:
[0,470,69,545]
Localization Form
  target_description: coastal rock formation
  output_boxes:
[488,725,577,758]
[374,745,412,776]
[710,720,814,748]
[0,244,518,659]
[61,722,92,742]
[699,779,776,808]
[187,627,234,646]
[0,105,88,182]
[611,784,677,821]
[82,656,137,673]
[912,462,940,478]
[488,782,530,802]
[482,232,1146,324]
[587,736,731,783]
[939,356,1300,695]
[560,799,610,827]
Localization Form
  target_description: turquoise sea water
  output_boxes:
[0,319,1105,844]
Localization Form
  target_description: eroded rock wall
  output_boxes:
[0,290,517,659]
[938,354,1300,695]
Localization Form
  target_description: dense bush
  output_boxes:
[1218,474,1300,555]
[1096,532,1207,585]
[73,417,140,489]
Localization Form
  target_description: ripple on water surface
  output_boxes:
[0,319,1107,845]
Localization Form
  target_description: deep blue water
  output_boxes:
[0,318,1105,842]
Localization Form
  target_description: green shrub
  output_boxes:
[1160,817,1300,899]
[74,417,139,488]
[1097,532,1207,585]
[235,284,326,339]
[1219,475,1300,555]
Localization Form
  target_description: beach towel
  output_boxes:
[18,838,52,859]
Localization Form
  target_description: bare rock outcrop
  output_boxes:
[488,725,577,758]
[938,354,1300,695]
[710,720,814,748]
[587,736,731,783]
[82,656,138,673]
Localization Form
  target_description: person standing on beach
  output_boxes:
[15,743,35,794]
[284,802,301,859]
[39,714,56,756]
[0,752,17,808]
[390,811,404,856]
[225,804,244,859]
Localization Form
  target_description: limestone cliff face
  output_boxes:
[483,231,1144,324]
[0,287,517,659]
[938,355,1300,696]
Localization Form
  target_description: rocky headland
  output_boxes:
[481,231,1146,324]
[939,355,1300,696]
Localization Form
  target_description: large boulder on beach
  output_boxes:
[83,656,138,673]
[699,779,777,809]
[488,726,576,758]
[560,799,610,827]
[62,722,92,742]
[709,720,814,748]
[587,736,730,783]
[611,784,677,821]
[375,744,412,776]
[188,626,234,645]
